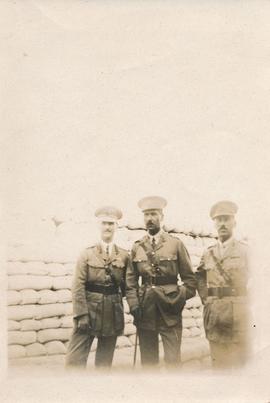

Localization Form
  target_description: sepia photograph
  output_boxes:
[1,0,270,402]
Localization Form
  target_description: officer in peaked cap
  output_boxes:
[126,196,196,367]
[210,200,238,220]
[196,201,250,369]
[66,206,129,369]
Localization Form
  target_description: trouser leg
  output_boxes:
[210,340,249,370]
[160,326,182,366]
[138,328,159,366]
[95,336,117,367]
[209,341,229,369]
[65,327,94,368]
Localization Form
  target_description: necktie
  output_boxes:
[106,245,110,257]
[152,237,156,250]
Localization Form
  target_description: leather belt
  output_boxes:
[85,283,119,295]
[142,276,177,286]
[208,286,247,298]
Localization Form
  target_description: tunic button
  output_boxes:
[152,252,155,255]
[151,264,154,267]
[105,266,108,269]
[168,258,171,261]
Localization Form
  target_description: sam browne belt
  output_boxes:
[85,283,119,295]
[208,286,247,298]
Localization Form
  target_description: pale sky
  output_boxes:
[2,0,270,240]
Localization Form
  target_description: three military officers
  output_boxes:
[66,198,250,370]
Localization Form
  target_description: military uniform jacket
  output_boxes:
[126,232,196,330]
[196,239,249,343]
[72,243,129,337]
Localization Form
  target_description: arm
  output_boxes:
[177,240,197,300]
[119,252,129,297]
[72,249,89,318]
[125,246,140,313]
[195,253,208,305]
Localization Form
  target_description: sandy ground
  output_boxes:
[1,347,270,403]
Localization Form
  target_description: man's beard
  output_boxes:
[147,223,160,236]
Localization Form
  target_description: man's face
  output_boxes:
[143,209,163,235]
[100,221,117,242]
[214,215,236,242]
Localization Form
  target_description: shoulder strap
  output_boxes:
[209,249,232,285]
[140,242,157,268]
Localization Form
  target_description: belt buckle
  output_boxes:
[151,276,156,288]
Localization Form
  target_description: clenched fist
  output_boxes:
[77,314,90,332]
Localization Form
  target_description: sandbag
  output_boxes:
[8,275,53,291]
[56,289,72,303]
[182,318,197,329]
[128,334,136,345]
[40,318,61,329]
[182,328,191,338]
[20,289,39,304]
[190,308,202,318]
[60,316,73,328]
[62,264,74,275]
[190,327,201,337]
[116,336,132,349]
[8,331,36,345]
[23,261,48,276]
[182,308,192,318]
[38,289,59,304]
[90,338,97,352]
[185,296,201,309]
[64,303,73,315]
[124,313,133,324]
[8,345,26,359]
[25,342,46,357]
[45,341,66,355]
[7,290,21,305]
[35,303,69,319]
[124,323,136,336]
[8,305,37,321]
[8,303,68,321]
[192,296,202,308]
[196,317,203,327]
[123,299,130,314]
[37,328,72,343]
[46,263,68,276]
[20,320,42,331]
[190,255,200,268]
[7,262,28,275]
[8,320,21,331]
[52,276,72,290]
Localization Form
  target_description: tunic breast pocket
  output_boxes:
[132,259,149,275]
[87,265,105,283]
[228,256,244,269]
[158,255,177,275]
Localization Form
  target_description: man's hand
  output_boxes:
[77,314,90,332]
[131,306,142,326]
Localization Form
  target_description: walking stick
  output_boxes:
[133,328,138,367]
